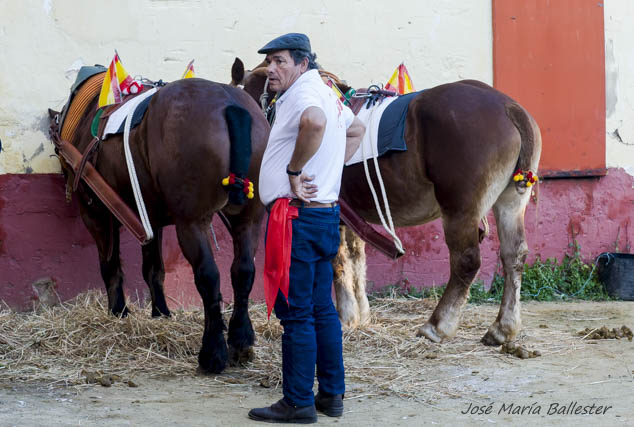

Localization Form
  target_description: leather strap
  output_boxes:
[289,199,338,209]
[338,198,403,260]
[73,136,101,191]
[349,89,368,115]
[54,137,149,245]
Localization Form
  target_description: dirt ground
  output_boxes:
[1,301,632,426]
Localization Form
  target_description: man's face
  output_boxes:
[265,50,307,92]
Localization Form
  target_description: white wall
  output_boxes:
[0,0,492,174]
[605,1,634,175]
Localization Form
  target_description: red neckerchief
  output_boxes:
[263,198,299,318]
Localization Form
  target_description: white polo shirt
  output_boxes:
[259,69,355,205]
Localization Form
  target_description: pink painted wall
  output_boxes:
[363,168,633,291]
[0,174,265,311]
[1,170,632,310]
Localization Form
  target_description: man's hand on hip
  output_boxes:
[289,173,318,203]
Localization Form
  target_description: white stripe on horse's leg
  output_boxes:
[333,226,360,328]
[348,230,370,326]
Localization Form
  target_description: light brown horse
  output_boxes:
[49,72,269,373]
[231,58,541,345]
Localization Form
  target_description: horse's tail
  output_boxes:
[505,102,542,193]
[222,105,253,205]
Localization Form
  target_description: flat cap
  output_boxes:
[258,33,311,54]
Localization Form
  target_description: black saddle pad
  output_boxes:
[376,91,420,156]
[114,94,154,134]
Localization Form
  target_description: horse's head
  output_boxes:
[48,107,60,137]
[230,57,272,111]
[48,107,74,200]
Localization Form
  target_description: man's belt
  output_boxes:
[288,199,338,209]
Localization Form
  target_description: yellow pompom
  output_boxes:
[222,177,230,186]
[249,182,254,189]
[247,191,254,199]
[526,181,533,187]
[513,174,524,182]
[533,175,539,182]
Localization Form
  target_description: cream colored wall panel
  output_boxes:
[605,1,634,174]
[0,0,492,173]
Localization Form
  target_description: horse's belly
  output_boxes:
[354,187,441,227]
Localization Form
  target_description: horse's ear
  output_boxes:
[231,58,245,86]
[48,108,59,120]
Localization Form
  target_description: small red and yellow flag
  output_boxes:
[326,79,346,102]
[181,59,195,79]
[385,63,415,95]
[98,51,141,108]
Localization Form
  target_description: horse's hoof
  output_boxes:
[358,310,371,327]
[112,306,130,318]
[481,330,505,346]
[481,323,516,346]
[339,311,360,330]
[228,345,255,367]
[416,322,443,343]
[198,342,228,374]
[151,308,171,318]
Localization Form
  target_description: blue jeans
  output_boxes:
[273,205,345,407]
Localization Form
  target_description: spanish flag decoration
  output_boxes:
[98,51,139,108]
[385,63,415,95]
[181,59,196,79]
[325,79,346,103]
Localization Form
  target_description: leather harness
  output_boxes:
[50,72,149,247]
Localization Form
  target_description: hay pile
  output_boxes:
[0,291,587,400]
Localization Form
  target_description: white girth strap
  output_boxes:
[360,99,405,255]
[123,87,158,243]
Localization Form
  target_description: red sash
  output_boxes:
[263,198,299,318]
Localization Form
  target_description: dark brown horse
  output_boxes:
[49,73,268,373]
[231,59,541,346]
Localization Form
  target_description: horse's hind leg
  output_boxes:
[417,216,481,342]
[175,221,227,374]
[141,227,171,317]
[78,204,128,316]
[223,212,262,366]
[482,186,530,345]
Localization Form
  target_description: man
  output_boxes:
[248,33,365,424]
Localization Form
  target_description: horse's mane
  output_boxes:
[250,67,268,77]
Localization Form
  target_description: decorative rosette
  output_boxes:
[222,173,255,200]
[512,169,539,187]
